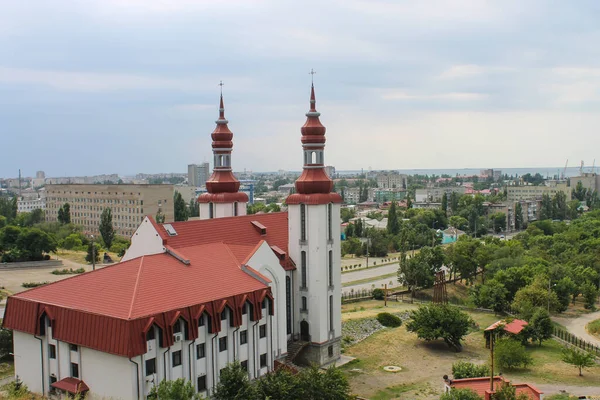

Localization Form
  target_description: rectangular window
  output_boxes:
[301,251,307,289]
[300,204,306,241]
[199,316,205,326]
[259,324,267,338]
[69,344,78,352]
[196,343,205,359]
[240,330,248,345]
[328,203,332,241]
[172,350,182,367]
[48,344,56,359]
[221,309,227,320]
[302,296,307,311]
[71,363,79,378]
[329,295,333,332]
[328,345,334,358]
[260,353,267,368]
[328,250,333,287]
[146,328,155,341]
[241,360,248,371]
[219,337,227,352]
[145,358,156,376]
[173,322,182,333]
[242,304,247,315]
[197,375,207,391]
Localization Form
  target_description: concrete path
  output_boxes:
[535,382,600,396]
[553,310,600,347]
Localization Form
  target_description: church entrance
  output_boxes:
[300,320,310,342]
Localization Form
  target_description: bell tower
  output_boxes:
[286,79,342,366]
[197,86,249,219]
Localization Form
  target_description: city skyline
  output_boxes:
[2,1,600,176]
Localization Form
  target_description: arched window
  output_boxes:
[301,251,307,289]
[329,295,334,332]
[300,204,306,241]
[328,250,333,287]
[234,202,238,216]
[311,151,316,164]
[286,276,292,334]
[327,203,333,241]
[209,202,214,219]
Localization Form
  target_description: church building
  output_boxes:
[2,82,342,399]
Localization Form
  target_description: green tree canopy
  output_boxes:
[561,347,596,376]
[99,208,115,250]
[174,191,189,222]
[148,378,200,400]
[406,304,473,351]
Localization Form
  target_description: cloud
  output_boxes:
[382,91,488,101]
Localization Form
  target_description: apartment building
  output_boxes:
[376,173,407,189]
[17,188,46,214]
[188,163,210,187]
[569,173,600,192]
[45,184,174,237]
[415,186,466,202]
[506,182,570,202]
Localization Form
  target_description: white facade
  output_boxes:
[122,217,166,262]
[198,201,247,220]
[287,202,342,365]
[17,197,46,213]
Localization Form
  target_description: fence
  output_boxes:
[341,289,373,303]
[553,327,600,357]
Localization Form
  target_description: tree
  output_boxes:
[406,194,413,209]
[57,203,71,224]
[406,304,473,351]
[387,200,400,235]
[511,279,561,319]
[490,212,506,233]
[552,191,568,221]
[572,181,587,202]
[491,382,531,400]
[554,277,577,312]
[514,202,524,230]
[539,194,553,221]
[580,281,598,310]
[494,338,532,369]
[440,389,482,400]
[148,378,200,400]
[562,347,596,376]
[449,216,469,231]
[253,368,297,399]
[188,198,199,218]
[398,251,436,295]
[85,241,100,264]
[212,361,253,400]
[16,228,57,260]
[0,327,13,360]
[442,192,448,215]
[446,237,480,284]
[155,210,166,224]
[174,191,189,222]
[99,208,115,250]
[528,308,553,346]
[469,279,509,314]
[451,361,490,379]
[295,364,352,400]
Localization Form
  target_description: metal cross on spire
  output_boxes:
[309,69,316,84]
[219,80,224,95]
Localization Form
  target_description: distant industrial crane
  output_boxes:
[580,160,585,176]
[562,159,568,180]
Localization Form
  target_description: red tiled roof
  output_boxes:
[3,242,273,357]
[449,376,542,399]
[154,212,295,271]
[51,377,89,394]
[485,319,528,335]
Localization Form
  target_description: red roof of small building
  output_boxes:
[3,242,274,358]
[449,376,542,400]
[485,319,528,335]
[51,377,89,394]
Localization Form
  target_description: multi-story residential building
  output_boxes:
[569,173,600,192]
[376,172,407,189]
[45,184,174,237]
[4,83,342,399]
[324,165,335,179]
[506,182,571,202]
[415,187,466,202]
[374,188,406,203]
[342,187,375,204]
[188,163,210,187]
[17,189,46,213]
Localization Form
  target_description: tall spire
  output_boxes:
[198,88,248,204]
[286,78,342,204]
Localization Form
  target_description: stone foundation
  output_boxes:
[297,337,341,367]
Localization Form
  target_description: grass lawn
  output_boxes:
[0,361,14,380]
[340,300,600,400]
[587,318,600,338]
[56,249,120,265]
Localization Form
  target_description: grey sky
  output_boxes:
[2,0,600,177]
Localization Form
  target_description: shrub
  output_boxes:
[51,268,86,275]
[451,361,490,379]
[372,288,385,300]
[440,388,482,400]
[494,338,532,370]
[588,319,600,335]
[376,312,402,327]
[22,281,49,288]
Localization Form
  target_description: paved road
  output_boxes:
[554,310,600,347]
[341,262,398,284]
[535,382,600,396]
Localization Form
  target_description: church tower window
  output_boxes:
[300,204,306,241]
[301,251,307,289]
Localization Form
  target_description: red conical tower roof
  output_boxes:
[198,92,248,204]
[287,82,342,205]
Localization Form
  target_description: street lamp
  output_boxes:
[90,234,96,271]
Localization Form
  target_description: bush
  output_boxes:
[440,388,482,400]
[406,304,472,351]
[494,338,532,370]
[372,288,385,300]
[22,281,49,288]
[451,361,490,379]
[51,268,85,275]
[376,312,402,327]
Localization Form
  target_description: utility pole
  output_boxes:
[490,331,495,392]
[91,235,96,271]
